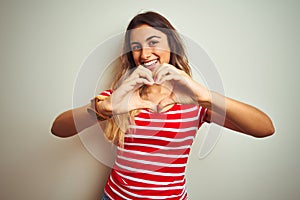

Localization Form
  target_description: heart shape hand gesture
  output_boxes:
[107,63,210,114]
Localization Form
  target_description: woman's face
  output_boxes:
[129,24,171,72]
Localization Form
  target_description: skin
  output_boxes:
[130,24,174,111]
[106,24,275,137]
[51,24,275,138]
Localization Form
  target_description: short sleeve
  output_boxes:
[86,89,113,120]
[198,106,208,128]
[99,89,113,97]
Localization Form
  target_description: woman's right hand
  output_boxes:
[103,66,156,114]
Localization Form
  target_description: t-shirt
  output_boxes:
[101,90,207,200]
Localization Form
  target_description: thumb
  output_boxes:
[159,95,177,108]
[137,100,157,111]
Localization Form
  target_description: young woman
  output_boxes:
[51,11,274,200]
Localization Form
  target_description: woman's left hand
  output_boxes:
[153,63,211,107]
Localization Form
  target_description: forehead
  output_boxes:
[129,24,167,41]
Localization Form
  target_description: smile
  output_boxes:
[143,59,158,67]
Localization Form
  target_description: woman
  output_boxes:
[51,11,274,200]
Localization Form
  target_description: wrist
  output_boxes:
[87,96,112,120]
[196,88,212,108]
[207,91,227,113]
[97,98,112,116]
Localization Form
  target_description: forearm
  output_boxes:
[51,98,113,137]
[207,91,275,137]
[51,104,99,137]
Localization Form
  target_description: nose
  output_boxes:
[141,47,151,59]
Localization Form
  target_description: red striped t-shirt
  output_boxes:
[101,90,207,200]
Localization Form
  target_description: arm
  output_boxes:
[153,64,275,138]
[51,67,155,138]
[204,91,275,138]
[51,99,112,138]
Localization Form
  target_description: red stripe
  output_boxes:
[116,158,186,173]
[124,136,194,147]
[106,173,186,199]
[127,128,197,139]
[110,170,185,187]
[100,90,206,199]
[122,144,191,155]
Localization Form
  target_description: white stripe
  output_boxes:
[102,90,112,96]
[134,115,199,122]
[179,188,187,200]
[124,184,184,191]
[115,171,185,186]
[110,176,185,199]
[125,134,195,142]
[117,155,186,167]
[129,125,198,132]
[115,162,185,176]
[124,142,191,150]
[117,147,189,158]
[108,181,130,200]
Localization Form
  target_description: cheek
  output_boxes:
[132,52,140,65]
[160,42,171,63]
[154,44,171,63]
[157,50,171,63]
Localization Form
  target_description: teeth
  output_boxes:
[143,59,157,67]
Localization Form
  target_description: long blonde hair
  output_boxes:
[104,11,192,146]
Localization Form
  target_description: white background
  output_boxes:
[0,0,299,199]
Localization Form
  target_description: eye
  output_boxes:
[149,40,159,47]
[131,45,141,51]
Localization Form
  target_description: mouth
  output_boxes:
[142,59,159,69]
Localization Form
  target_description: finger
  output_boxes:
[131,78,154,91]
[154,64,178,83]
[156,74,181,84]
[119,78,152,95]
[122,66,154,84]
[135,65,155,84]
[153,63,169,80]
[153,63,173,75]
[125,70,154,85]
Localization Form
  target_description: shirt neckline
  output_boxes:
[145,103,177,114]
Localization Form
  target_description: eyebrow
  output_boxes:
[130,35,161,45]
[146,35,161,41]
